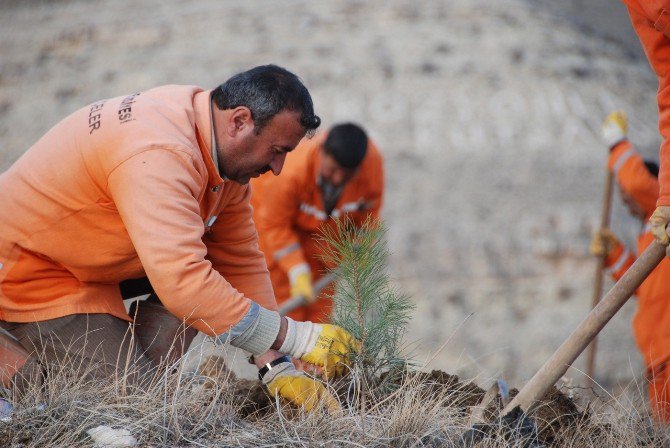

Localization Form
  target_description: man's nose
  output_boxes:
[270,152,287,176]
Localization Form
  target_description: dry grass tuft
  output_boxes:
[3,348,670,447]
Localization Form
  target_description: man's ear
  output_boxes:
[227,106,254,137]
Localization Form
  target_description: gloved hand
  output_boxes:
[288,263,316,303]
[292,358,325,376]
[263,359,341,413]
[590,228,621,258]
[601,110,628,149]
[650,206,670,250]
[279,317,359,379]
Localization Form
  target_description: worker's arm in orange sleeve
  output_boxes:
[204,185,277,311]
[608,141,660,216]
[626,5,670,205]
[254,174,308,275]
[107,148,276,342]
[367,146,385,220]
[352,142,385,226]
[603,238,636,281]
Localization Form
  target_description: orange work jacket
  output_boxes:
[605,140,670,368]
[623,0,670,206]
[0,85,275,336]
[250,133,384,320]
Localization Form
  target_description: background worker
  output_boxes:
[251,123,384,323]
[623,1,670,254]
[591,111,670,421]
[0,65,356,412]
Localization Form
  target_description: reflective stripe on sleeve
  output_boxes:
[273,242,300,261]
[205,215,218,227]
[331,199,368,218]
[608,247,631,275]
[612,147,635,174]
[299,203,328,221]
[340,200,363,212]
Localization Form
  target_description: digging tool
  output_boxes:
[461,242,666,447]
[278,271,338,316]
[585,168,614,381]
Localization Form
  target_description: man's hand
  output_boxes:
[298,324,359,378]
[279,318,359,379]
[650,207,670,255]
[590,228,620,258]
[601,110,628,149]
[288,264,315,303]
[262,359,341,413]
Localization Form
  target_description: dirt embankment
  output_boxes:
[0,0,660,390]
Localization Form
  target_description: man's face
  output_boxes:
[215,108,306,184]
[319,152,356,188]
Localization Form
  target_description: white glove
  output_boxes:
[279,317,359,379]
[601,110,627,148]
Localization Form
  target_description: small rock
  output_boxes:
[0,398,13,422]
[87,425,137,447]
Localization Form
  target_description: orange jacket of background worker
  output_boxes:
[251,123,384,323]
[593,111,670,421]
[623,1,670,252]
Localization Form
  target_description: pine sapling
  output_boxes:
[319,216,415,404]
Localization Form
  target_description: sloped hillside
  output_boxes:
[0,0,661,390]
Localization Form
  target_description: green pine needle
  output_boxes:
[318,216,415,394]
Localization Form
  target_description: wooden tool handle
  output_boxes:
[585,168,615,379]
[278,271,339,316]
[503,242,666,415]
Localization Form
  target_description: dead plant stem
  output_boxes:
[354,248,368,439]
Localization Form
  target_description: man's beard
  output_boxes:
[319,175,344,216]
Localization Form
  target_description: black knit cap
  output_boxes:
[323,123,368,169]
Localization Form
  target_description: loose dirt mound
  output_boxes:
[411,370,588,446]
[412,369,487,409]
[531,387,587,445]
[502,386,588,446]
[200,356,591,445]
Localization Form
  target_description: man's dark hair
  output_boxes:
[323,123,368,169]
[212,65,320,136]
[644,159,659,178]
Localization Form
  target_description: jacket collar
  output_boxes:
[193,89,225,189]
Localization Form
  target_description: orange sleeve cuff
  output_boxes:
[607,140,632,172]
[276,249,307,275]
[605,243,635,281]
[608,140,659,216]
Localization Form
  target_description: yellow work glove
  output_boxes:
[589,228,620,258]
[288,263,315,303]
[279,317,359,380]
[650,206,670,249]
[601,110,628,148]
[262,359,341,414]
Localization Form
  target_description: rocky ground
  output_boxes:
[0,0,662,404]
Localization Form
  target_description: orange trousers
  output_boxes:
[648,363,670,422]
